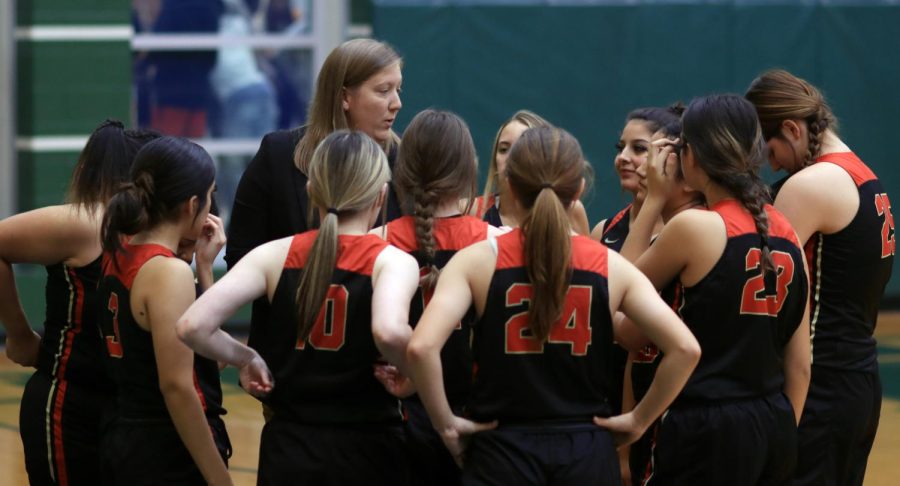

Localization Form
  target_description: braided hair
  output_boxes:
[682,95,775,274]
[745,69,839,170]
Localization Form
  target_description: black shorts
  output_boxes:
[19,370,115,486]
[646,393,797,486]
[102,415,230,486]
[404,398,460,486]
[257,419,409,486]
[795,366,881,486]
[462,423,619,486]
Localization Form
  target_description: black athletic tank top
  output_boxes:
[37,258,114,391]
[676,200,808,403]
[599,204,631,253]
[468,229,616,422]
[255,232,403,424]
[803,152,894,373]
[474,194,502,227]
[99,243,225,420]
[385,215,489,406]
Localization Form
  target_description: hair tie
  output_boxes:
[540,182,553,189]
[326,207,339,215]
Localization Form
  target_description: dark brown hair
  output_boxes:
[67,119,160,212]
[505,126,587,341]
[682,94,774,273]
[395,109,478,289]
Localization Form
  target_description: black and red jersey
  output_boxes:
[474,194,502,227]
[677,200,808,403]
[599,204,631,253]
[385,215,489,406]
[467,229,616,422]
[803,152,894,373]
[255,231,402,424]
[37,258,114,391]
[99,243,224,420]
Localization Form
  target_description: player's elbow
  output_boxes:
[675,335,702,369]
[373,320,411,362]
[175,314,202,348]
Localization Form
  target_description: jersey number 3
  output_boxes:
[875,193,896,258]
[739,249,795,317]
[505,284,592,355]
[296,285,348,351]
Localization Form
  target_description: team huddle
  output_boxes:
[0,38,893,486]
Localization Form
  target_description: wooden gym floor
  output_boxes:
[2,313,900,485]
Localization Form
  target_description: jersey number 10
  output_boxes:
[296,285,349,351]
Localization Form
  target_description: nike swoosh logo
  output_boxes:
[603,237,619,244]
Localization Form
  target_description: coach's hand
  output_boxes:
[439,416,499,467]
[593,412,646,448]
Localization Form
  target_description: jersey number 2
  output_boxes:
[739,249,795,317]
[505,284,592,355]
[105,292,124,358]
[875,193,895,258]
[296,285,348,351]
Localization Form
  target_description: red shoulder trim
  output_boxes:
[495,228,525,269]
[815,152,876,187]
[284,231,318,269]
[284,231,388,277]
[710,199,756,238]
[602,204,632,237]
[571,235,608,277]
[102,243,174,289]
[337,234,389,276]
[764,205,802,247]
[433,216,490,251]
[385,216,417,252]
[474,194,497,218]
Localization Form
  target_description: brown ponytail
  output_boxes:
[746,69,838,169]
[505,127,587,341]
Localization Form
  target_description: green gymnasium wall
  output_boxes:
[372,0,900,298]
[13,0,131,329]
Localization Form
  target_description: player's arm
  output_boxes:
[0,206,97,366]
[370,246,419,373]
[177,240,287,395]
[619,142,678,262]
[774,164,858,246]
[783,248,812,424]
[407,243,497,464]
[596,251,700,446]
[141,258,232,486]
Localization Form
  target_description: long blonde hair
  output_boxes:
[505,127,587,341]
[482,110,551,204]
[295,131,391,340]
[294,39,402,174]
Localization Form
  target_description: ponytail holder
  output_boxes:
[326,207,339,215]
[540,182,553,189]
